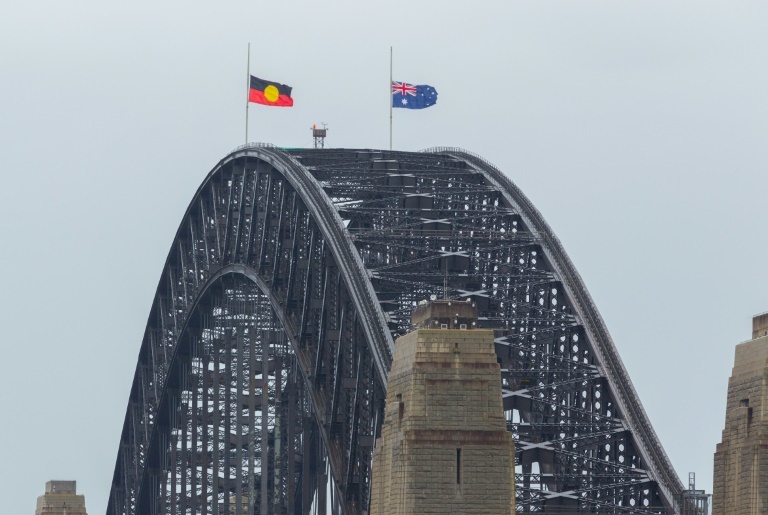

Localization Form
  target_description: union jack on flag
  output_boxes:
[392,81,418,96]
[391,80,438,110]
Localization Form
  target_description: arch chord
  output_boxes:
[108,146,684,515]
[425,147,684,508]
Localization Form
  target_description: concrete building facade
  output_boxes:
[713,312,768,515]
[369,300,515,515]
[35,481,88,515]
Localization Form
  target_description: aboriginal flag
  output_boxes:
[249,75,293,107]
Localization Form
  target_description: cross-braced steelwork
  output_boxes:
[108,146,685,514]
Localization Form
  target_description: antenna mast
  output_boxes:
[312,122,328,149]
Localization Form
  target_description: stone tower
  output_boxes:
[35,481,88,515]
[713,312,768,515]
[369,299,515,515]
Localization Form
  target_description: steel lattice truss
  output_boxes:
[108,146,685,514]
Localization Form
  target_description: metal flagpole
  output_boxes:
[389,46,393,151]
[245,42,250,146]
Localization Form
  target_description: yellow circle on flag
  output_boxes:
[264,85,279,103]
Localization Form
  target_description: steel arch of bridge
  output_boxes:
[108,146,684,514]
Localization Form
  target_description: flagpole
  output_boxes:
[245,42,250,146]
[389,46,393,151]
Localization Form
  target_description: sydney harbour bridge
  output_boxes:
[107,145,685,514]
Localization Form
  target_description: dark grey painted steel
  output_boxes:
[425,146,685,508]
[108,145,684,515]
[108,146,387,515]
[253,148,393,385]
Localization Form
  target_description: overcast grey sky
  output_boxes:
[2,1,767,513]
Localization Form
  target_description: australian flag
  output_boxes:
[392,81,438,109]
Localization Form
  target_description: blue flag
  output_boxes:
[392,81,438,109]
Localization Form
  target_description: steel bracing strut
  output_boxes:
[107,146,684,514]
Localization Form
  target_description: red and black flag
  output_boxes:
[249,75,293,107]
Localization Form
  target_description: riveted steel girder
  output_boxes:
[108,146,684,515]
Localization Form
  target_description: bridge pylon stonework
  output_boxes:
[107,146,684,514]
[712,312,768,514]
